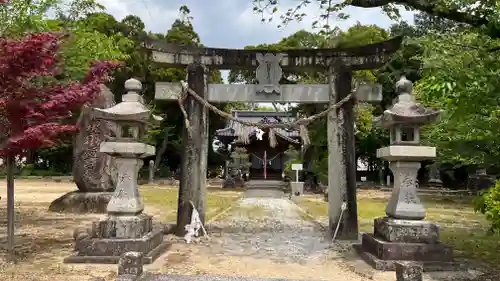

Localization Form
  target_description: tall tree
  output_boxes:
[0,32,118,261]
[415,30,500,171]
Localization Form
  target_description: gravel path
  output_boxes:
[207,195,330,264]
[199,189,369,280]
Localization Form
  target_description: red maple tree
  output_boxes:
[0,32,120,157]
[0,32,120,261]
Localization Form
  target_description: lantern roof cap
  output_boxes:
[379,76,440,128]
[94,78,163,123]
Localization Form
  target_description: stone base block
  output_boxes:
[290,182,304,196]
[65,227,169,264]
[395,261,423,281]
[92,214,153,238]
[361,233,452,262]
[354,244,466,272]
[428,179,443,188]
[374,217,440,243]
[48,191,113,213]
[222,178,245,188]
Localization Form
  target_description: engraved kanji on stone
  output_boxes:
[255,53,283,95]
[118,251,143,276]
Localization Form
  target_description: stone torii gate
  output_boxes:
[146,37,402,239]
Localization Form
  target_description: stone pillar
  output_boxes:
[385,161,425,220]
[148,160,155,184]
[106,157,144,216]
[328,67,358,240]
[64,78,168,264]
[177,63,208,235]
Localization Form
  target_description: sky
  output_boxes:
[97,0,415,49]
[96,0,415,100]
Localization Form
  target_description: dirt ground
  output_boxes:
[0,180,483,281]
[0,180,366,281]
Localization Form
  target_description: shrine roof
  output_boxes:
[215,110,299,140]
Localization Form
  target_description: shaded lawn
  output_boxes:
[296,191,500,269]
[140,185,243,222]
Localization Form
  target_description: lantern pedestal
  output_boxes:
[356,147,457,271]
[65,143,169,264]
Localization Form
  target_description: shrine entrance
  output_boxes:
[147,36,402,239]
[215,110,301,181]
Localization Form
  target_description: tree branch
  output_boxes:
[349,0,489,29]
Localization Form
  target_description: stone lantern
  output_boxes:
[65,78,168,264]
[357,76,455,271]
[223,140,247,188]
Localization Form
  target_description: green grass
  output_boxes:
[296,191,500,269]
[140,185,242,222]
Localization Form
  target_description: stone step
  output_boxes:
[246,180,287,190]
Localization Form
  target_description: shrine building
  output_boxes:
[215,110,302,181]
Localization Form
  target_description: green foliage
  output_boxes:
[19,164,35,177]
[415,31,500,169]
[0,0,57,36]
[474,181,500,233]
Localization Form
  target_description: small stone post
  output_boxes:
[148,160,155,184]
[428,163,443,188]
[64,78,168,264]
[356,76,453,271]
[395,262,423,281]
[118,251,144,277]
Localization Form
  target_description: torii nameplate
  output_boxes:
[255,53,283,95]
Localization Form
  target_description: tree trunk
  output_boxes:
[6,154,16,262]
[25,149,35,165]
[154,129,169,176]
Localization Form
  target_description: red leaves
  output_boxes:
[0,32,121,156]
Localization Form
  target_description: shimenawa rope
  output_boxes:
[176,80,354,147]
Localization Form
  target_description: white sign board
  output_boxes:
[291,164,303,171]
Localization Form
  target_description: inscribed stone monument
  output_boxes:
[49,85,117,213]
[73,84,117,192]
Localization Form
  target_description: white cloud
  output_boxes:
[97,0,178,34]
[96,0,415,49]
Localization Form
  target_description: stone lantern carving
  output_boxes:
[223,140,248,188]
[65,78,168,264]
[356,76,455,271]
